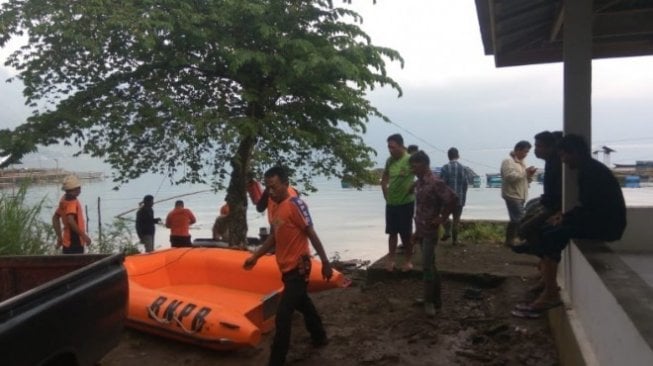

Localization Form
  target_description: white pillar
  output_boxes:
[561,0,593,305]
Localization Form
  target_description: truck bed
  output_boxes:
[0,254,128,366]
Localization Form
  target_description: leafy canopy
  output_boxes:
[0,0,402,189]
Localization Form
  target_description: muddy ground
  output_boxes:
[101,242,559,366]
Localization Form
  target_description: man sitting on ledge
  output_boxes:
[512,133,627,318]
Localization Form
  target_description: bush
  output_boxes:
[458,221,506,245]
[0,185,55,255]
[91,218,140,255]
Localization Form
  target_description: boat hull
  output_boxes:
[124,247,346,350]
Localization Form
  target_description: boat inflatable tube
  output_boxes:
[124,247,347,349]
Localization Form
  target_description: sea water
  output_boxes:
[12,174,653,261]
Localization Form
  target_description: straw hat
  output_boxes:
[62,175,81,191]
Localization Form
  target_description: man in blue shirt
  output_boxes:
[439,147,469,245]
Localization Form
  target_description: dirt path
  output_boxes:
[101,243,559,366]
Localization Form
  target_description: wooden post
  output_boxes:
[85,204,90,228]
[85,204,90,253]
[97,197,103,244]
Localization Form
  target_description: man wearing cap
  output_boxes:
[165,200,197,247]
[136,194,161,252]
[52,175,92,254]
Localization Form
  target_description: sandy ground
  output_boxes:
[100,242,559,366]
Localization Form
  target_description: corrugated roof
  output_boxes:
[475,0,653,67]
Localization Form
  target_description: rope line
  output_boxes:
[115,189,213,219]
[388,120,501,171]
[146,306,199,334]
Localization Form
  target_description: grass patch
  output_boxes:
[458,221,506,245]
[91,218,140,255]
[0,185,55,255]
[1,184,139,256]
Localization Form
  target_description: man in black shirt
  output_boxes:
[513,134,626,318]
[514,131,563,248]
[136,195,161,252]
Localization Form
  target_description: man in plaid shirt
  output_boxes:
[409,151,458,317]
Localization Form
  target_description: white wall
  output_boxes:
[609,207,653,252]
[563,244,653,366]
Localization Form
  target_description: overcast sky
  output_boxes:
[2,0,653,175]
[344,1,653,173]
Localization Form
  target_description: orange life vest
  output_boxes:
[247,180,263,205]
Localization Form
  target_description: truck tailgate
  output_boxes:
[0,253,128,366]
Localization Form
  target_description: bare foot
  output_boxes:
[401,262,413,272]
[386,261,396,271]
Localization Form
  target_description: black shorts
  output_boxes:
[170,235,192,247]
[532,224,607,262]
[533,224,578,262]
[63,231,84,254]
[385,202,414,236]
[62,244,84,254]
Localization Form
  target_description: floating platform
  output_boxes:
[0,168,104,188]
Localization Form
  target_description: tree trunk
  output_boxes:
[225,136,256,248]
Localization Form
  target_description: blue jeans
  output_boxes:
[504,198,525,223]
[140,234,154,252]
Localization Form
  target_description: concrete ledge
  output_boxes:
[554,241,653,366]
[577,241,653,353]
[548,298,596,366]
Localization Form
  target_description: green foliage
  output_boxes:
[0,0,402,187]
[458,221,506,245]
[0,0,402,244]
[91,218,140,255]
[0,185,55,255]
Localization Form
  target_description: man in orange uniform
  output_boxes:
[256,185,299,224]
[165,200,196,247]
[244,166,332,366]
[212,203,231,242]
[52,175,92,254]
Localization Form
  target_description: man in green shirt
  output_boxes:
[381,134,415,271]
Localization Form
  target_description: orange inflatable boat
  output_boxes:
[124,247,347,350]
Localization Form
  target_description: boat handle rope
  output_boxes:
[146,306,199,335]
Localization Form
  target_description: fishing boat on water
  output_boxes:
[486,173,502,188]
[124,247,347,350]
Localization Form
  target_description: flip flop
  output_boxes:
[514,300,562,312]
[511,308,543,319]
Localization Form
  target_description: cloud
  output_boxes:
[3,1,653,174]
[0,68,30,129]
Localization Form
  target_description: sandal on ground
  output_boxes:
[510,241,537,254]
[511,308,543,319]
[514,300,562,312]
[401,262,413,272]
